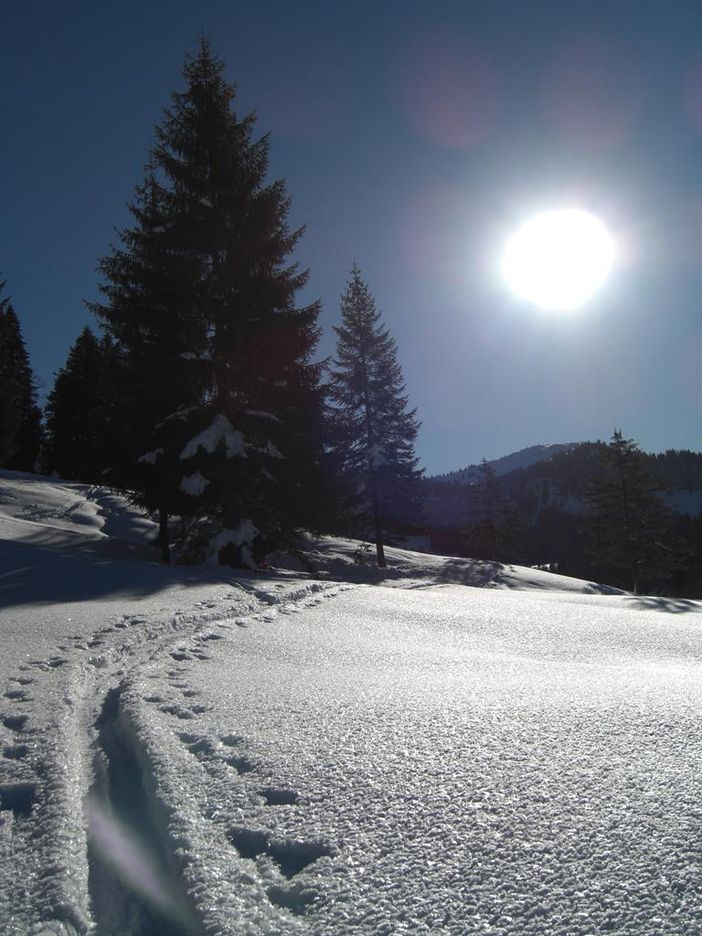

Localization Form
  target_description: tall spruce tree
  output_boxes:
[93,39,323,565]
[328,265,422,567]
[586,429,682,593]
[0,279,42,470]
[44,327,120,483]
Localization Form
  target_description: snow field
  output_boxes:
[2,471,702,934]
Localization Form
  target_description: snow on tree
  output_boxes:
[92,39,324,566]
[328,264,423,567]
[0,278,42,470]
[586,429,684,593]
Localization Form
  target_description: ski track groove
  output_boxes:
[0,577,356,935]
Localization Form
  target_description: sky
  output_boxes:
[2,0,702,474]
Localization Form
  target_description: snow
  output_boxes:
[180,414,246,460]
[2,469,702,935]
[180,471,209,497]
[138,448,164,465]
[209,520,260,568]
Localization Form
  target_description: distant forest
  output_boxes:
[425,441,702,597]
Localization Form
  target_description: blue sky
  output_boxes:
[2,0,701,473]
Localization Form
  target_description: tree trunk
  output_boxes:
[371,482,386,568]
[158,506,171,564]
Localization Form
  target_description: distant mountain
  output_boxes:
[430,443,580,484]
[425,442,702,529]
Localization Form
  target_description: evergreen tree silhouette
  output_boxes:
[586,429,683,592]
[44,327,119,483]
[0,279,42,470]
[93,39,323,564]
[328,265,422,567]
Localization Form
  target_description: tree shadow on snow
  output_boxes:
[0,534,234,609]
[436,558,505,588]
[624,595,701,614]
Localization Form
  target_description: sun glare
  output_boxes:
[501,209,615,311]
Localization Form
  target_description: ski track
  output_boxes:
[0,577,354,935]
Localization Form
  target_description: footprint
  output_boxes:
[228,827,332,878]
[267,883,315,916]
[4,689,30,702]
[12,676,33,686]
[160,704,195,720]
[267,839,333,879]
[182,689,199,698]
[1,714,28,732]
[3,744,29,760]
[143,695,163,704]
[260,788,299,806]
[224,755,254,774]
[220,734,244,747]
[178,734,214,756]
[0,782,37,816]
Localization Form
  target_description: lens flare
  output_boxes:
[501,209,615,311]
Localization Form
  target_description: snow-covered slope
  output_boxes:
[1,472,701,935]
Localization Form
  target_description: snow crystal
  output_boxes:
[180,414,246,460]
[180,471,209,497]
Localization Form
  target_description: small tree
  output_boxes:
[328,265,423,567]
[463,458,521,562]
[0,279,42,471]
[44,327,121,483]
[586,429,682,592]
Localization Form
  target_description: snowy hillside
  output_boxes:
[2,472,702,935]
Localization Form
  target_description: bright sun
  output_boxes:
[501,209,615,311]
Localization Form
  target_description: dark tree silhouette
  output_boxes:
[328,265,422,567]
[92,39,323,565]
[44,327,119,483]
[0,279,42,471]
[586,429,683,592]
[463,458,522,562]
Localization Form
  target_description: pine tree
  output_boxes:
[44,327,120,483]
[586,429,682,592]
[463,458,521,562]
[328,265,423,567]
[93,39,323,565]
[0,279,42,471]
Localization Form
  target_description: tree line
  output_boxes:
[0,39,422,568]
[427,433,701,596]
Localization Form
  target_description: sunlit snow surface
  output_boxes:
[1,470,702,935]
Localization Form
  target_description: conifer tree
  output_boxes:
[586,429,682,592]
[463,458,521,561]
[0,279,42,471]
[44,327,119,483]
[93,39,323,565]
[328,265,422,567]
